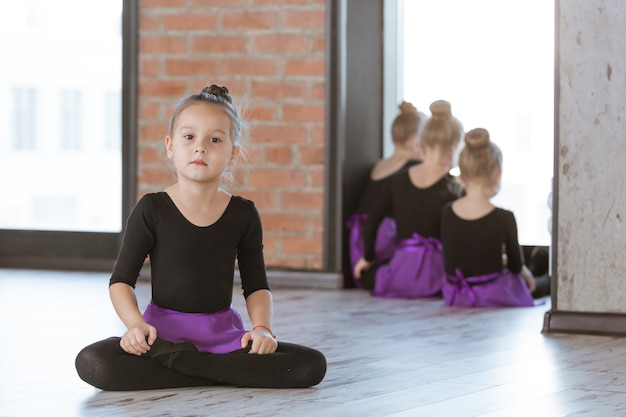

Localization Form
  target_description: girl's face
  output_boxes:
[165,103,239,185]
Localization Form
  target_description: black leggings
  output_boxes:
[359,266,378,291]
[75,337,326,391]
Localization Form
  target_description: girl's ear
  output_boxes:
[494,170,502,185]
[165,136,173,158]
[229,146,241,166]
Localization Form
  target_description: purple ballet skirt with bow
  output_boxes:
[372,233,444,298]
[346,214,397,286]
[442,269,536,307]
[143,301,247,354]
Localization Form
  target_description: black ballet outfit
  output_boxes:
[359,171,459,291]
[75,192,326,390]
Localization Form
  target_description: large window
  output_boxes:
[0,0,136,269]
[11,88,37,150]
[60,90,83,151]
[0,0,123,233]
[402,0,554,246]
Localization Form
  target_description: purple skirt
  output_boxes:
[346,214,397,286]
[372,233,444,299]
[143,301,246,354]
[442,269,536,307]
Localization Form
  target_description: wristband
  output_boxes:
[253,325,276,338]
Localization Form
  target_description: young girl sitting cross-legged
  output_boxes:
[75,85,326,390]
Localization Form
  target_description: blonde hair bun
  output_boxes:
[458,127,502,187]
[465,128,491,151]
[429,100,452,120]
[399,101,418,115]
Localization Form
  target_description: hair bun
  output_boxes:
[429,100,452,120]
[202,84,232,103]
[399,101,418,115]
[464,128,491,150]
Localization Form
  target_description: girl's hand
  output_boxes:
[120,322,157,356]
[241,329,278,354]
[353,257,372,279]
[521,265,537,293]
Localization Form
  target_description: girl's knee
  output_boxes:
[306,348,327,386]
[293,347,327,387]
[275,342,327,387]
[75,338,121,390]
[75,345,103,388]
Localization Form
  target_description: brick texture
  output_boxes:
[137,0,326,270]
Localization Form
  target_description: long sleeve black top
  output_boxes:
[440,204,524,276]
[109,192,270,313]
[362,171,459,262]
[356,160,421,215]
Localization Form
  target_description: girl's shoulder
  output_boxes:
[229,194,256,209]
[415,170,456,188]
[492,206,515,218]
[494,206,517,222]
[124,192,172,226]
[226,195,261,219]
[224,195,263,233]
[392,166,414,184]
[445,201,498,223]
[371,157,421,181]
[134,191,168,211]
[444,203,516,224]
[483,207,517,226]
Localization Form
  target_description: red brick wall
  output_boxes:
[137,0,326,270]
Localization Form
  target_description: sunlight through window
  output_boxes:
[0,0,123,232]
[403,0,554,245]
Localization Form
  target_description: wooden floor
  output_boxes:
[1,269,626,417]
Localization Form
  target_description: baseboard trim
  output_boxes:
[0,258,344,290]
[139,265,343,290]
[543,309,626,337]
[236,269,343,290]
[0,256,115,272]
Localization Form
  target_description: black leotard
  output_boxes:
[356,160,420,214]
[110,192,270,313]
[362,171,459,262]
[440,204,524,276]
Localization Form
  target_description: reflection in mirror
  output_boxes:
[402,0,554,246]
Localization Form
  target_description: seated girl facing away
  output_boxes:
[440,128,538,307]
[75,85,326,390]
[346,101,425,285]
[353,100,462,298]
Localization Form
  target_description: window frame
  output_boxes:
[0,0,138,271]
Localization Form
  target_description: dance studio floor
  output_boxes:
[1,268,625,417]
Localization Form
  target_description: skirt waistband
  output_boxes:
[143,301,247,354]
